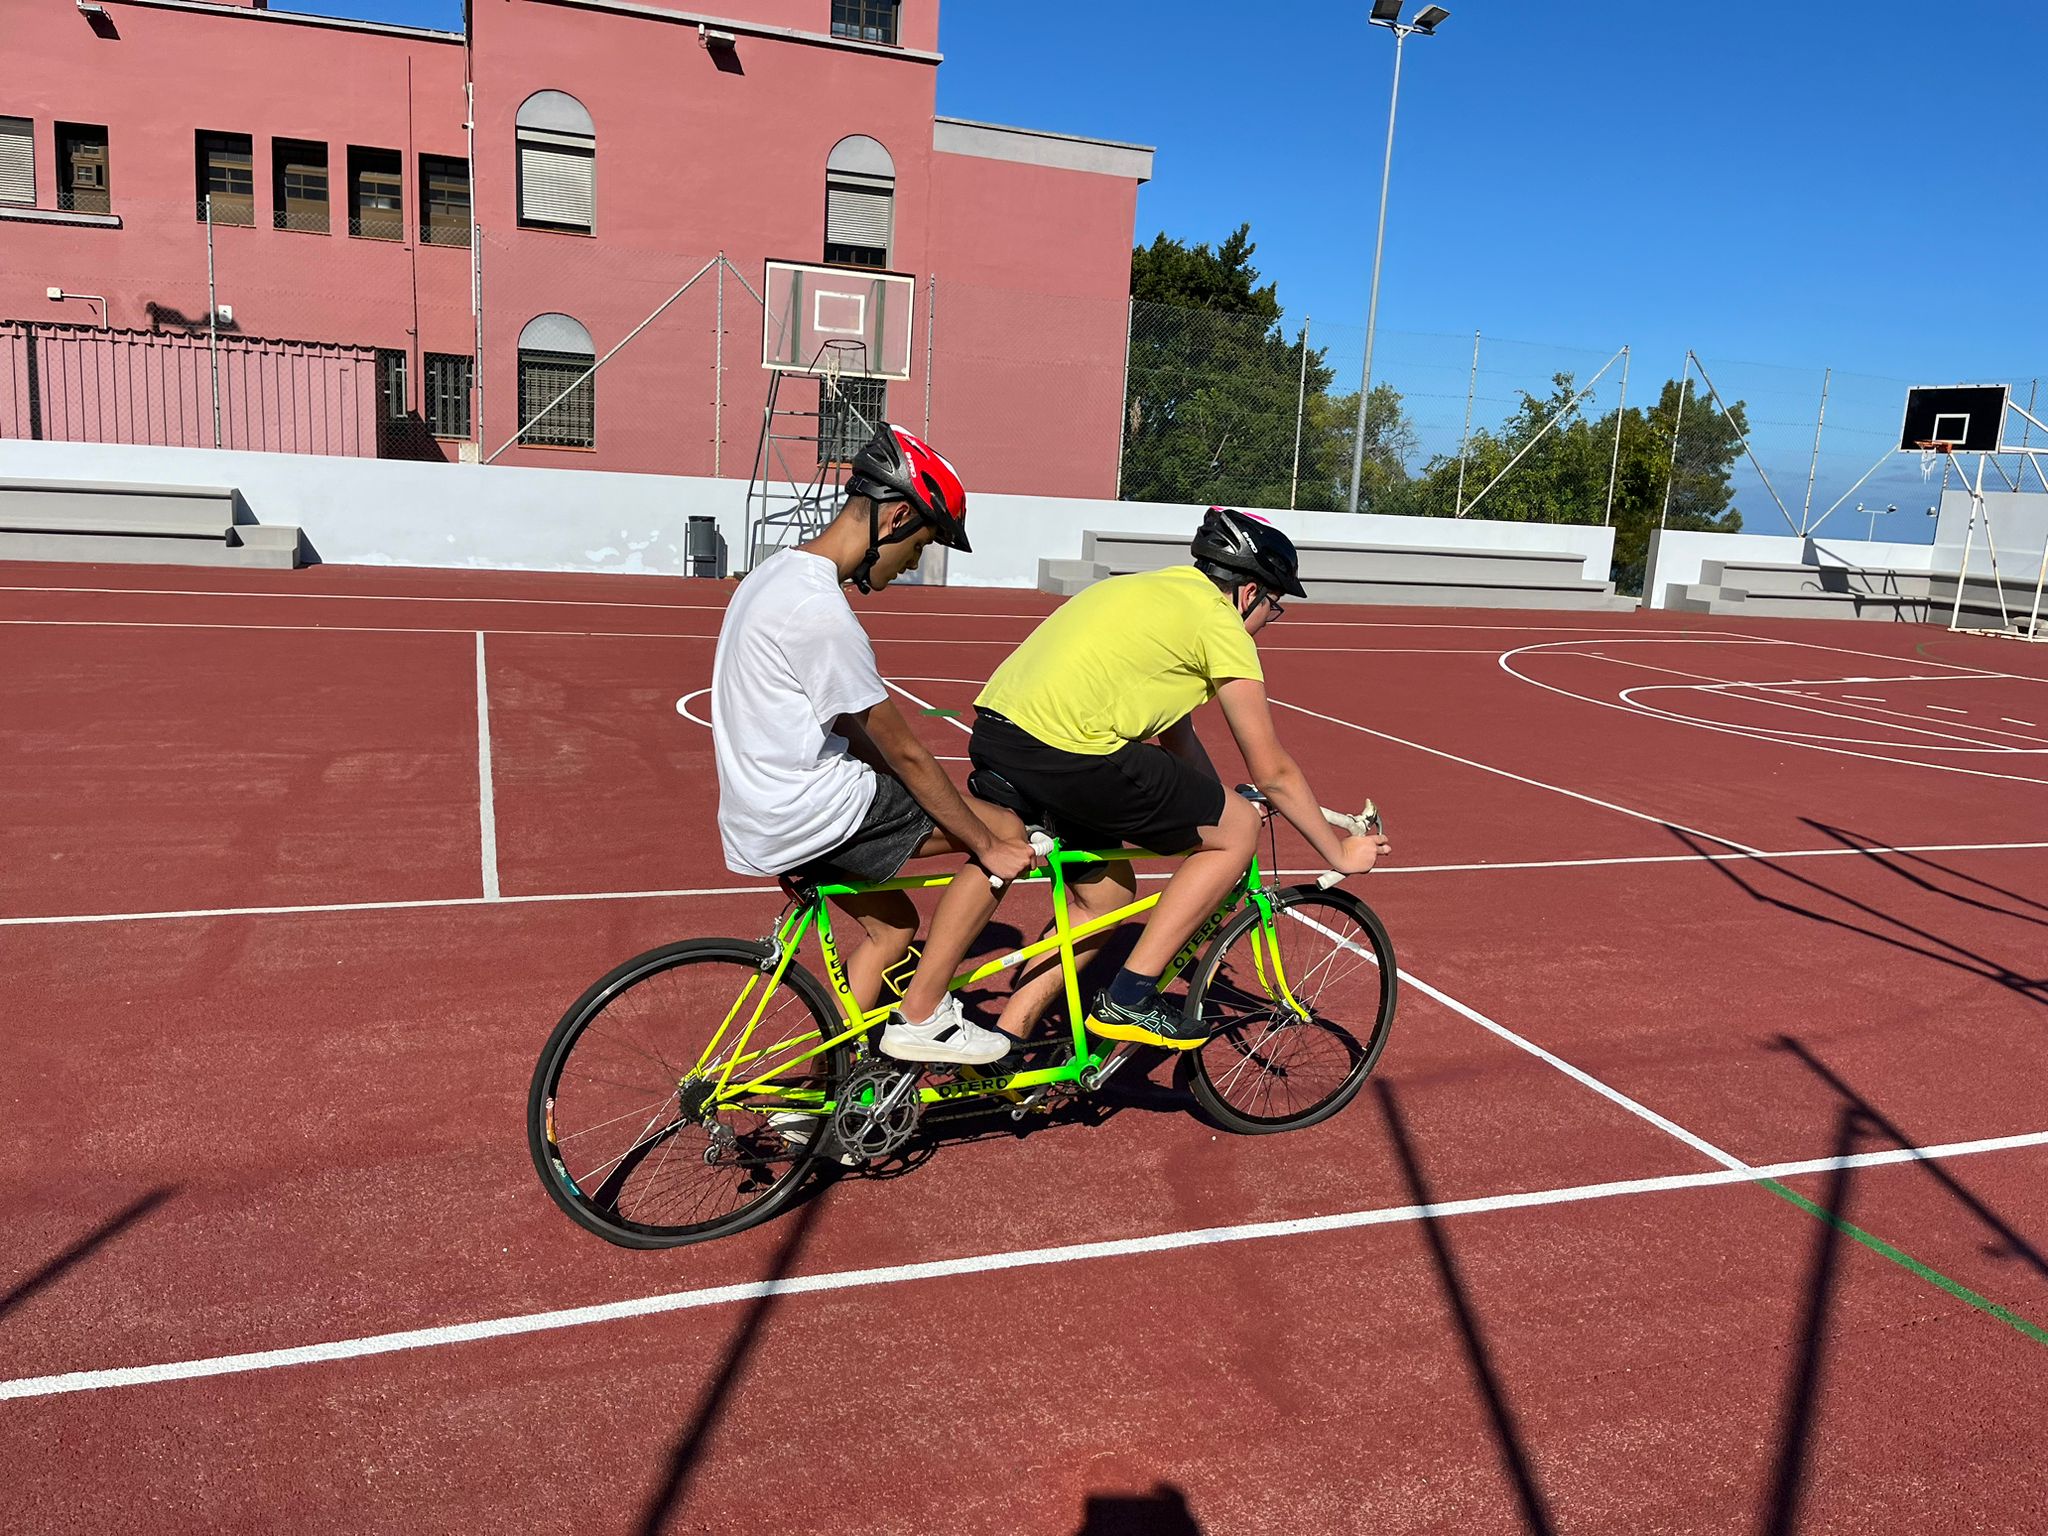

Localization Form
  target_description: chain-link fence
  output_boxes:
[2,199,2037,583]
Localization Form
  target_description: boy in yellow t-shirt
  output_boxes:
[970,507,1388,1050]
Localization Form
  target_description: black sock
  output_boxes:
[1107,968,1160,1010]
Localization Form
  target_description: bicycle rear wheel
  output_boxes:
[1184,886,1397,1134]
[528,937,853,1249]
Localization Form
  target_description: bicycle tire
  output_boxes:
[527,936,853,1249]
[1183,885,1397,1134]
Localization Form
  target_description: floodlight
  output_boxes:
[1371,0,1404,23]
[1413,5,1451,32]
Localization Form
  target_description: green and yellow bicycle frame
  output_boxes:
[688,837,1312,1118]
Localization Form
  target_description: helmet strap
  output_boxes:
[851,497,926,594]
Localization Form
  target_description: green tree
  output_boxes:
[1121,226,1415,511]
[1404,373,1746,590]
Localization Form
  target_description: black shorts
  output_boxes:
[969,709,1224,856]
[788,771,934,886]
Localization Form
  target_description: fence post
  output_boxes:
[1453,329,1480,516]
[1289,317,1310,510]
[1660,351,1690,530]
[1603,344,1629,526]
[22,322,43,440]
[923,272,936,442]
[1114,296,1133,500]
[205,193,222,449]
[714,252,725,477]
[1799,365,1830,536]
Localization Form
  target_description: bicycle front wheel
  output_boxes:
[1184,886,1397,1134]
[528,937,852,1249]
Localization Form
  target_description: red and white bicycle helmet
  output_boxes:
[847,425,970,551]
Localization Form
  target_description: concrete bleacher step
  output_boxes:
[1678,558,2040,624]
[0,478,301,568]
[1038,529,1633,611]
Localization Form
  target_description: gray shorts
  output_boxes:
[789,772,935,886]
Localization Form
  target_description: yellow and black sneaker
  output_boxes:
[1084,988,1208,1051]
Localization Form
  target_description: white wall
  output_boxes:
[0,440,750,575]
[1642,529,1940,610]
[1,439,1619,590]
[957,493,1616,588]
[1935,488,2048,576]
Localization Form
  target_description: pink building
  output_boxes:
[0,0,1151,497]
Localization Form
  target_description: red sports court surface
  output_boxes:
[3,562,2047,1534]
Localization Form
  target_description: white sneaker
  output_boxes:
[879,995,1011,1066]
[769,1110,858,1166]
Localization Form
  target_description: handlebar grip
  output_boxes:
[991,828,1059,889]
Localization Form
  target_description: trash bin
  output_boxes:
[685,515,725,578]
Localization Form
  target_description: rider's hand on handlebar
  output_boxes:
[981,834,1037,886]
[1332,830,1390,875]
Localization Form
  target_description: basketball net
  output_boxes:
[1916,440,1953,485]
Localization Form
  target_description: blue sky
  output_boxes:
[291,0,2047,536]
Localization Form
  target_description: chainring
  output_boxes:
[830,1059,924,1161]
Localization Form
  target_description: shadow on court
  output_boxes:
[633,1190,828,1535]
[0,1185,177,1324]
[1074,1484,1205,1534]
[1377,1079,1557,1535]
[1666,824,2048,1011]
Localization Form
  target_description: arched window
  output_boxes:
[824,134,893,268]
[517,312,596,448]
[516,90,595,232]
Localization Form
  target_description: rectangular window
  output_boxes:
[349,145,403,240]
[831,0,899,45]
[377,349,409,421]
[195,130,254,225]
[272,138,328,233]
[57,123,109,214]
[824,177,892,268]
[425,352,473,439]
[819,377,885,463]
[516,132,594,231]
[0,117,31,206]
[419,154,470,247]
[518,350,596,448]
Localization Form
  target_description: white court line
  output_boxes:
[1270,696,1767,856]
[1501,641,2048,788]
[5,1124,2044,1403]
[1567,650,2028,752]
[1617,685,2039,754]
[6,839,2044,930]
[2006,718,2038,728]
[1846,694,1887,703]
[1,619,1518,658]
[1735,631,2045,685]
[881,678,973,734]
[1927,705,1968,715]
[475,633,500,903]
[0,584,1694,633]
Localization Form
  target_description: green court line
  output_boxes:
[920,707,961,718]
[1759,1178,2048,1349]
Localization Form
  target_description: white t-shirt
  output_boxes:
[712,549,888,876]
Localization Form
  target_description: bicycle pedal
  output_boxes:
[1008,1085,1054,1121]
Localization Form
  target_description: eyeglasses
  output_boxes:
[1258,590,1286,622]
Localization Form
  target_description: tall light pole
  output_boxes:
[1347,1,1449,513]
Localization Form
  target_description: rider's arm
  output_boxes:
[1213,677,1384,875]
[1157,711,1219,782]
[841,698,1007,866]
[835,712,892,776]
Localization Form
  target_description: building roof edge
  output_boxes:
[933,117,1155,183]
[107,0,463,44]
[534,0,942,63]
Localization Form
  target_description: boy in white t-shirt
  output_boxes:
[712,425,1033,1066]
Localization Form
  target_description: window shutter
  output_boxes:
[826,182,891,251]
[0,119,33,206]
[519,141,593,229]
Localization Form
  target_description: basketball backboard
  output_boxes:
[1899,384,2008,453]
[761,260,915,380]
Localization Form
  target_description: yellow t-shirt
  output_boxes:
[976,566,1264,755]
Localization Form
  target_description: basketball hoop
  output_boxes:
[1914,439,1954,482]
